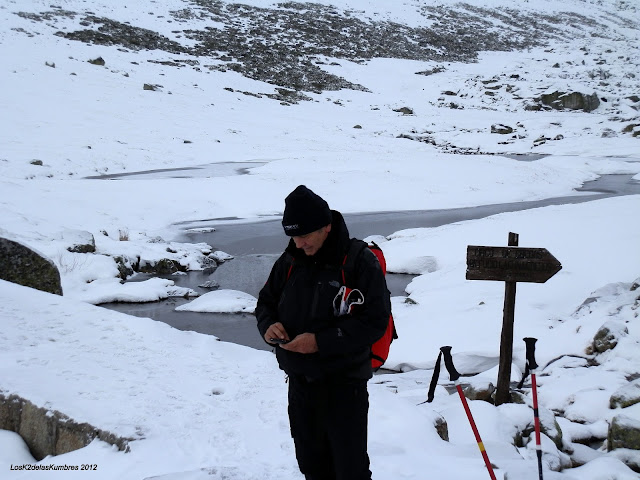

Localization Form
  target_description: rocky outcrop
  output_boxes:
[0,393,132,460]
[538,91,601,112]
[0,237,63,295]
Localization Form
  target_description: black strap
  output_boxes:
[426,350,443,403]
[426,346,461,403]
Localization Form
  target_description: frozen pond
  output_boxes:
[101,171,640,350]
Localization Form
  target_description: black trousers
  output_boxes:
[287,375,372,480]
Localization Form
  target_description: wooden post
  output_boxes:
[495,232,518,405]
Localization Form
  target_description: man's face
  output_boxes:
[292,224,331,256]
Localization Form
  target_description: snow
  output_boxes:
[1,0,640,479]
[175,289,257,313]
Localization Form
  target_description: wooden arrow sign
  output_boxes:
[466,245,562,283]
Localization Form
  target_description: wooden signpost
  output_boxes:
[466,232,562,405]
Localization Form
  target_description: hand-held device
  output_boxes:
[270,338,289,344]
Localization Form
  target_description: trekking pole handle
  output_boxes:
[440,346,460,382]
[523,337,539,371]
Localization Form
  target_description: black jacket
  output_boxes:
[255,210,391,380]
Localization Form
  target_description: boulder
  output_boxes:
[589,321,629,354]
[491,124,514,134]
[62,229,96,253]
[609,414,640,451]
[0,237,62,295]
[610,379,640,409]
[393,106,414,115]
[539,91,600,112]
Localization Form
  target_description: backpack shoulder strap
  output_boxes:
[283,252,296,284]
[341,238,369,285]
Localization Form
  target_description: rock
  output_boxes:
[393,106,414,115]
[463,381,495,402]
[138,258,186,275]
[491,124,514,134]
[434,414,448,442]
[0,237,62,295]
[113,256,135,280]
[622,123,640,136]
[610,379,640,409]
[88,56,105,66]
[518,406,564,450]
[539,91,600,112]
[0,393,131,460]
[198,280,220,289]
[608,448,640,473]
[589,321,629,354]
[608,414,640,451]
[62,229,96,253]
[212,250,234,263]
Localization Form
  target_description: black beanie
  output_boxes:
[282,185,332,236]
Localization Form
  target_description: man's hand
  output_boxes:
[281,333,318,354]
[264,322,289,344]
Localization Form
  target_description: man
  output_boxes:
[255,185,391,480]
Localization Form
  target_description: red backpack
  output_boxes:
[358,242,397,371]
[287,240,397,371]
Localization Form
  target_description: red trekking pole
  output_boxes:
[440,346,497,480]
[523,337,544,480]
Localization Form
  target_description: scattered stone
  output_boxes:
[393,106,414,115]
[30,159,43,166]
[143,83,162,91]
[610,379,640,409]
[198,280,220,289]
[88,56,105,66]
[0,237,62,295]
[491,124,514,134]
[45,61,55,68]
[353,124,362,129]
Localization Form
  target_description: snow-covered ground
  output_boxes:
[1,0,639,478]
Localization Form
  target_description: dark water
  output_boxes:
[101,173,640,350]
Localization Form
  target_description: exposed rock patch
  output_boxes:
[15,2,613,98]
